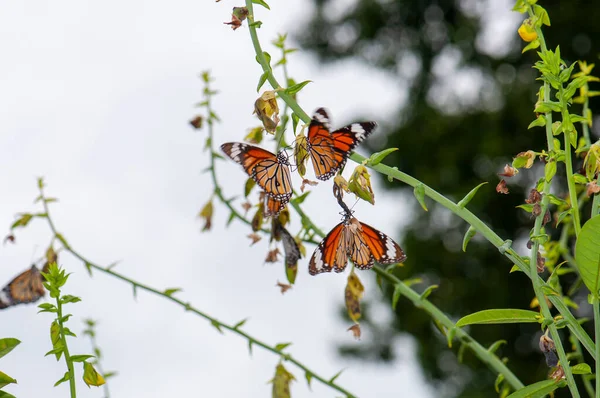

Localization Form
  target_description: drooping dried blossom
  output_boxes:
[275,281,292,294]
[496,179,509,194]
[247,233,261,245]
[223,7,248,31]
[265,248,280,263]
[536,251,546,273]
[498,164,518,177]
[525,188,542,204]
[347,324,362,340]
[587,181,600,197]
[300,178,318,192]
[189,115,203,129]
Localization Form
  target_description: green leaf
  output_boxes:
[291,191,310,205]
[544,161,557,182]
[575,215,600,294]
[244,178,256,197]
[70,354,94,363]
[210,320,223,334]
[420,285,438,300]
[284,80,312,96]
[83,362,106,387]
[522,39,540,54]
[445,327,456,348]
[10,213,33,230]
[275,342,292,352]
[413,183,427,211]
[368,148,398,166]
[252,0,270,9]
[0,338,20,359]
[571,363,592,374]
[572,173,588,184]
[249,20,263,28]
[304,371,313,389]
[535,101,562,113]
[60,295,81,304]
[233,318,248,329]
[494,373,505,393]
[506,379,566,398]
[329,369,345,383]
[0,371,17,388]
[555,209,572,227]
[164,288,182,296]
[488,340,507,354]
[84,261,93,276]
[0,390,17,398]
[257,71,268,92]
[291,112,300,133]
[53,372,70,387]
[457,182,487,208]
[528,115,546,129]
[392,284,402,310]
[456,309,540,327]
[462,226,477,252]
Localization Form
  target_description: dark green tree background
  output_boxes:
[298,0,600,396]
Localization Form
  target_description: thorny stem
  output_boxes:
[289,201,525,390]
[56,289,77,398]
[40,192,357,398]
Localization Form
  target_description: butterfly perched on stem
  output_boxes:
[305,108,377,181]
[309,211,406,275]
[221,142,293,202]
[0,265,46,309]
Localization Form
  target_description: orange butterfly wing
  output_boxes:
[221,142,292,201]
[345,217,375,269]
[358,221,407,265]
[0,265,45,310]
[308,221,348,275]
[263,195,286,218]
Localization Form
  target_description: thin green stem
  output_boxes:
[40,195,356,397]
[593,194,600,218]
[289,201,525,390]
[564,106,582,237]
[582,83,592,147]
[571,334,595,397]
[84,324,110,398]
[56,294,77,398]
[595,298,600,398]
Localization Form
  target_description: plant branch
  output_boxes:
[39,192,356,398]
[56,292,77,398]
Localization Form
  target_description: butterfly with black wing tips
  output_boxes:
[305,108,377,181]
[272,218,302,269]
[308,210,406,275]
[221,143,293,204]
[0,265,46,310]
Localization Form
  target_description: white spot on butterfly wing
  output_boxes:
[0,288,12,307]
[312,108,331,130]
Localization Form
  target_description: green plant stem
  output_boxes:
[245,1,595,365]
[40,196,356,398]
[56,294,77,398]
[85,329,110,398]
[572,334,595,397]
[564,109,582,237]
[594,298,600,398]
[289,201,525,390]
[592,194,600,218]
[582,83,592,147]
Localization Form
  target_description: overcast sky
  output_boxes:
[0,0,518,397]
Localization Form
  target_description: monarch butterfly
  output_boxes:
[308,211,406,275]
[0,265,45,310]
[221,142,293,201]
[306,108,377,181]
[263,193,287,218]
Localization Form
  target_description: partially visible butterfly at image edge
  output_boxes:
[306,108,377,181]
[221,142,293,202]
[0,265,46,310]
[308,212,406,275]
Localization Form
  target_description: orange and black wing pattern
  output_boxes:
[356,221,406,265]
[306,108,377,181]
[263,194,287,218]
[308,221,348,275]
[221,142,292,201]
[0,265,45,310]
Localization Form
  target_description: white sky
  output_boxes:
[0,0,440,397]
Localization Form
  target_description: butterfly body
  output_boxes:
[306,108,377,181]
[221,142,292,201]
[0,265,45,310]
[309,213,406,275]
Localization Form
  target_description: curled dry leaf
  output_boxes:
[543,210,551,226]
[536,251,546,273]
[254,91,280,133]
[241,201,252,213]
[3,234,15,245]
[276,281,292,294]
[300,178,318,192]
[198,200,213,231]
[348,165,375,205]
[498,164,518,177]
[334,175,349,193]
[347,324,361,340]
[265,248,280,263]
[224,7,248,31]
[294,133,309,178]
[514,150,536,169]
[532,203,542,217]
[345,272,365,323]
[247,233,262,245]
[525,188,542,204]
[189,115,203,129]
[496,179,509,194]
[587,181,600,197]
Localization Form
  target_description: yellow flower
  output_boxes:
[518,19,537,42]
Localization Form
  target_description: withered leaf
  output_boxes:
[347,324,361,340]
[247,233,262,245]
[496,179,509,194]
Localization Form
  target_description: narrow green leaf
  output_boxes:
[291,191,310,205]
[233,318,248,329]
[248,340,253,356]
[164,288,182,296]
[244,178,256,197]
[456,309,540,327]
[413,183,427,211]
[0,390,17,398]
[252,0,270,10]
[291,112,300,133]
[420,285,438,300]
[462,226,477,252]
[506,379,566,398]
[275,342,292,352]
[0,371,17,388]
[84,261,93,276]
[53,372,70,387]
[0,338,20,359]
[574,215,600,294]
[60,295,81,304]
[555,209,572,226]
[368,148,398,166]
[528,115,546,129]
[571,363,592,374]
[392,284,402,310]
[304,371,313,389]
[488,340,507,354]
[329,369,345,384]
[70,354,94,363]
[226,211,236,227]
[541,285,560,296]
[132,284,138,299]
[211,320,224,334]
[257,71,268,92]
[495,373,505,393]
[446,327,456,348]
[522,39,540,53]
[284,80,312,96]
[457,182,488,208]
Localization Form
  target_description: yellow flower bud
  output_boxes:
[518,19,537,42]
